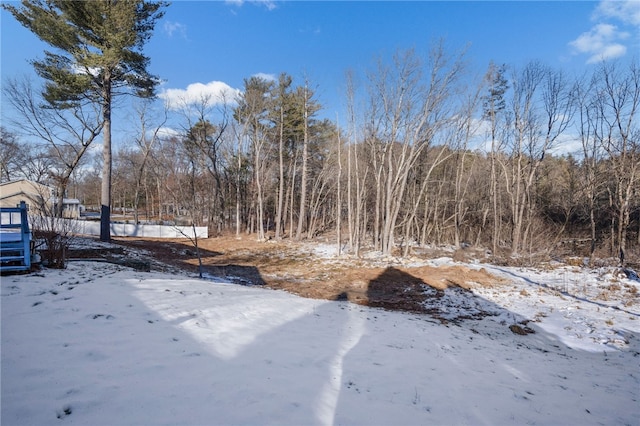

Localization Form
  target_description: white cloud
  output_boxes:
[164,21,187,39]
[252,72,276,82]
[156,127,181,139]
[225,0,277,11]
[159,81,241,110]
[595,43,628,62]
[569,23,629,64]
[548,132,585,157]
[594,0,640,26]
[569,1,638,64]
[298,25,322,35]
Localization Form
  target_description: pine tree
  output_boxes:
[482,62,509,256]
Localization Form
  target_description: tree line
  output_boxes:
[1,2,638,264]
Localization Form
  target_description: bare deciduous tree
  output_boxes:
[364,44,465,255]
[4,77,103,217]
[593,61,640,264]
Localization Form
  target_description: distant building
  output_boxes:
[0,179,81,219]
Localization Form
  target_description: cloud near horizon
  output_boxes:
[159,81,241,110]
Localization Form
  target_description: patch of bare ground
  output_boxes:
[113,235,507,317]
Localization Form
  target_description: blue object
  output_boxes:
[0,201,32,273]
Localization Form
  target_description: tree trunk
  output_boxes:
[236,139,242,237]
[255,136,265,241]
[296,85,310,240]
[336,126,342,256]
[275,108,285,240]
[100,77,112,242]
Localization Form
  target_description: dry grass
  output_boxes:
[114,234,507,315]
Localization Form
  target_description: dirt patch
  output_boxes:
[113,235,507,318]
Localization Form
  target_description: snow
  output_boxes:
[2,247,639,425]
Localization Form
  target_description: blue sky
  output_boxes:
[2,0,639,135]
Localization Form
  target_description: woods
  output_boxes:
[1,7,638,263]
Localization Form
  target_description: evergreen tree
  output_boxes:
[482,62,509,256]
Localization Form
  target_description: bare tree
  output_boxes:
[593,60,640,264]
[451,85,483,247]
[175,91,234,234]
[234,76,274,241]
[344,70,370,257]
[364,44,465,255]
[336,117,343,255]
[295,79,321,240]
[4,77,103,216]
[575,73,606,261]
[305,120,339,239]
[502,62,574,256]
[270,73,294,240]
[130,100,168,223]
[0,127,29,182]
[228,119,249,237]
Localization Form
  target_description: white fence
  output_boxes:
[31,217,208,239]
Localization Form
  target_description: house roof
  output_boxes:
[0,179,51,191]
[1,180,80,206]
[0,180,49,200]
[0,178,49,188]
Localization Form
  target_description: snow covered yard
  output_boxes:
[1,256,639,425]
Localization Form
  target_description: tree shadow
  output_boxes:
[366,266,508,325]
[204,264,266,286]
[365,266,429,313]
[117,238,222,258]
[108,238,269,286]
[112,238,222,273]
